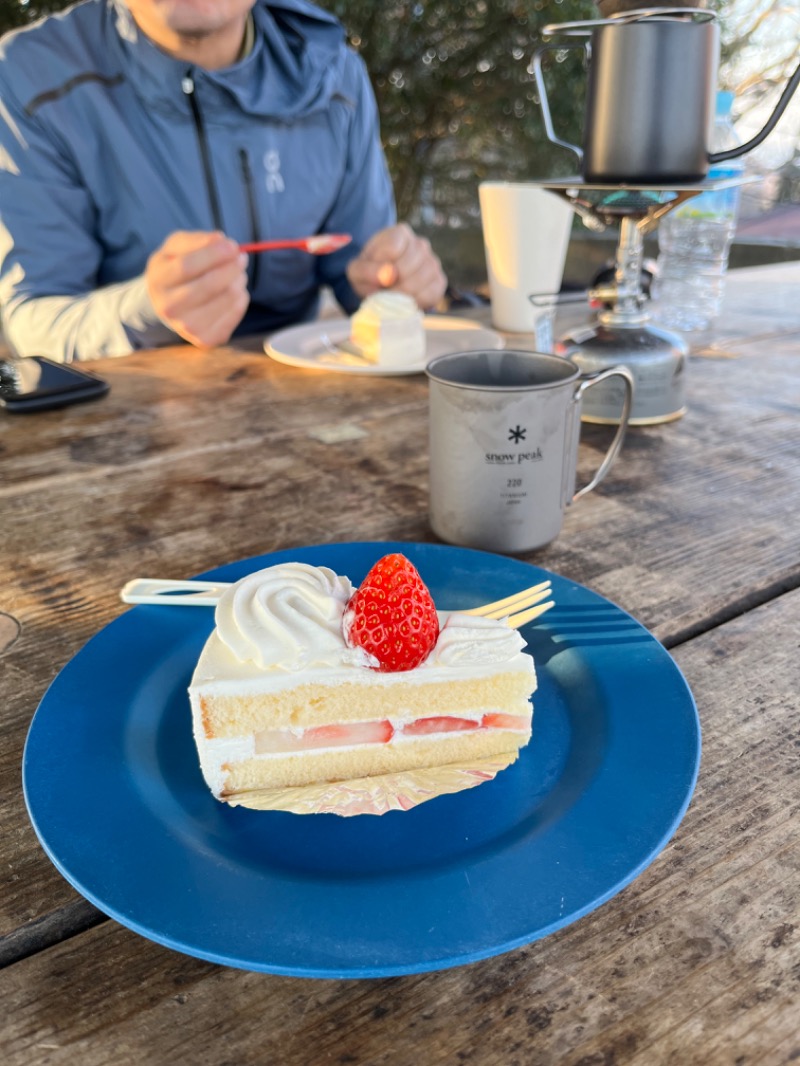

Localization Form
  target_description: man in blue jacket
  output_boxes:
[0,0,447,362]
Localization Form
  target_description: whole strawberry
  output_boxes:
[345,553,440,672]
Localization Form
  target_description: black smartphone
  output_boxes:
[0,355,109,413]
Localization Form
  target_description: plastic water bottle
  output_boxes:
[652,92,743,331]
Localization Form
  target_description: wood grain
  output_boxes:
[1,262,799,1063]
[1,588,797,1065]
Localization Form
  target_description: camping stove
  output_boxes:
[535,178,742,424]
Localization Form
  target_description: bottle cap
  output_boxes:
[716,90,736,117]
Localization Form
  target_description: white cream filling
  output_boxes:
[253,722,528,752]
[195,716,533,796]
[191,693,533,797]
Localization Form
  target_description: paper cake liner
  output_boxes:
[223,751,519,816]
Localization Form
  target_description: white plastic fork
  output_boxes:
[119,578,232,606]
[319,333,371,366]
[500,598,555,629]
[462,580,551,618]
[119,576,554,626]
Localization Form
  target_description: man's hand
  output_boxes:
[346,222,447,310]
[145,231,249,347]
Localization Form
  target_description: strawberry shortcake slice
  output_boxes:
[188,554,537,813]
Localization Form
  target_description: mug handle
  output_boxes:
[572,366,635,501]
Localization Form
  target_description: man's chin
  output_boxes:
[154,1,248,37]
[123,0,254,62]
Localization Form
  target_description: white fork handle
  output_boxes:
[120,578,230,606]
[120,577,555,622]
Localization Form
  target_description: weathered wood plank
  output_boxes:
[0,342,426,490]
[2,327,799,645]
[1,271,799,941]
[0,901,104,970]
[1,264,798,1066]
[0,583,797,1066]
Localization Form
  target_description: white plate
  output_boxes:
[264,316,504,376]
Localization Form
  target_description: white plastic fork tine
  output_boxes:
[504,600,555,629]
[120,578,230,606]
[464,580,551,618]
[320,333,370,362]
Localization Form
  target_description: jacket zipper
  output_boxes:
[238,148,261,293]
[181,72,223,231]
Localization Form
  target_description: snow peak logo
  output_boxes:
[485,427,543,465]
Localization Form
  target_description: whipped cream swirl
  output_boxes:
[215,563,353,670]
[431,613,526,665]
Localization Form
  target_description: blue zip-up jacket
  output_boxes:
[0,0,396,361]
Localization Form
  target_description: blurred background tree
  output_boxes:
[2,0,798,283]
[320,0,596,222]
[321,0,800,280]
[715,0,800,221]
[0,0,72,34]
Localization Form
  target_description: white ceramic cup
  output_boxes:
[479,182,574,333]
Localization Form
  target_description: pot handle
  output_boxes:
[530,41,587,165]
[542,10,716,34]
[708,59,800,165]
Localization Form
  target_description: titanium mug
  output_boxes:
[426,350,634,553]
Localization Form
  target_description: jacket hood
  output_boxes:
[0,1,349,121]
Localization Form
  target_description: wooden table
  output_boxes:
[2,262,799,1064]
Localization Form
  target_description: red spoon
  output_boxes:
[238,233,352,255]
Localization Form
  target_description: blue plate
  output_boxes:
[23,542,700,977]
